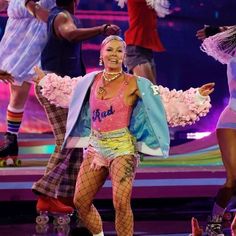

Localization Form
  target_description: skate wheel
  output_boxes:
[36,215,49,225]
[55,215,70,225]
[54,224,70,234]
[35,223,49,233]
[14,159,21,167]
[6,157,14,166]
[57,216,66,225]
[0,159,6,167]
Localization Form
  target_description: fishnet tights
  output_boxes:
[74,153,136,235]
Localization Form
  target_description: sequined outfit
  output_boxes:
[87,76,136,166]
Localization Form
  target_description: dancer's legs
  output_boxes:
[110,155,137,236]
[126,45,157,84]
[8,81,31,134]
[74,153,109,234]
[9,82,31,109]
[0,82,31,158]
[206,128,236,235]
[214,128,236,214]
[133,62,156,84]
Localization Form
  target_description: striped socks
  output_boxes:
[6,106,24,135]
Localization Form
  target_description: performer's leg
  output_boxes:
[74,153,108,234]
[214,128,236,212]
[110,155,137,236]
[8,82,31,133]
[207,128,236,235]
[132,62,156,84]
[9,82,31,111]
[0,82,31,158]
[126,45,156,84]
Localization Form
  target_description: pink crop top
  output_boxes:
[90,76,132,132]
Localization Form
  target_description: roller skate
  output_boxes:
[205,215,224,236]
[0,132,21,167]
[36,195,74,227]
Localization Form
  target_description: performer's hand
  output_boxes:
[103,24,121,36]
[191,217,203,236]
[0,70,14,84]
[196,25,224,40]
[196,26,208,41]
[33,66,46,84]
[24,0,39,7]
[198,82,215,96]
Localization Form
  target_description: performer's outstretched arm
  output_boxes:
[34,67,81,108]
[151,83,214,127]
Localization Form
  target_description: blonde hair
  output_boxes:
[101,35,126,50]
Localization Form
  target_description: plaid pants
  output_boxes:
[32,85,83,198]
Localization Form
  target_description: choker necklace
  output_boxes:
[102,72,122,82]
[97,71,123,98]
[103,69,123,76]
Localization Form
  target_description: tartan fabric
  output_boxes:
[32,85,83,197]
[57,148,83,197]
[33,148,83,198]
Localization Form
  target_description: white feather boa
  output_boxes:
[115,0,171,18]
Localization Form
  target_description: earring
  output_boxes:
[123,56,127,69]
[99,57,103,66]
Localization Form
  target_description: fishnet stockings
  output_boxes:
[111,155,136,236]
[74,153,108,234]
[74,153,137,236]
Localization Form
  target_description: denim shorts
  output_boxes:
[89,128,137,159]
[125,45,155,72]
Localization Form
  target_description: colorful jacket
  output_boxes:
[39,71,211,157]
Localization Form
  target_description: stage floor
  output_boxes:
[0,132,226,201]
[0,132,232,236]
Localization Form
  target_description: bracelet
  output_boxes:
[25,0,38,7]
[103,24,111,35]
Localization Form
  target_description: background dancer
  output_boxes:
[197,25,236,235]
[0,0,55,166]
[115,0,170,84]
[25,0,120,222]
